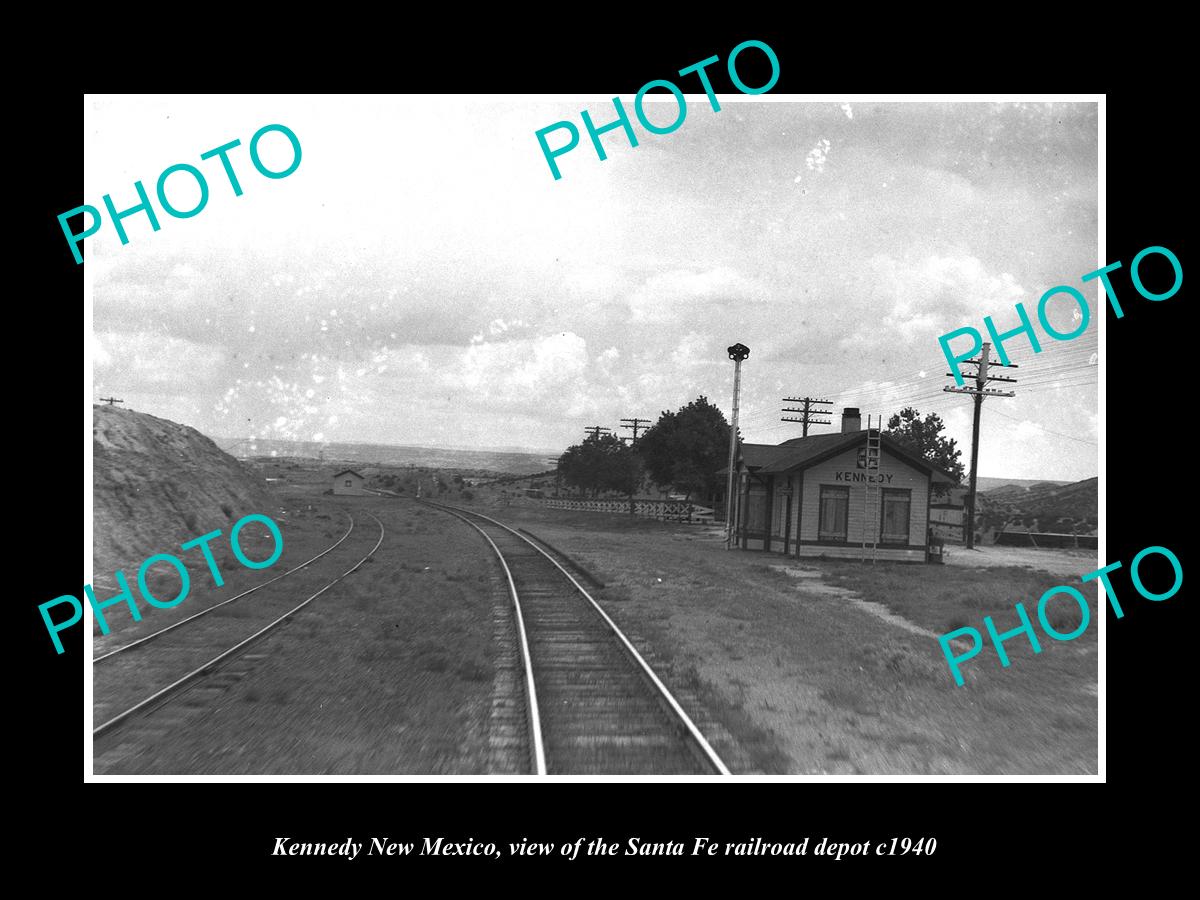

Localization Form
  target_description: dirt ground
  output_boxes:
[466,497,1098,775]
[943,543,1098,579]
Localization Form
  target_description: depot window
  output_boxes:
[880,488,912,544]
[818,486,849,541]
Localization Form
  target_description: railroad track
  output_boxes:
[425,501,730,776]
[94,513,358,663]
[92,511,386,751]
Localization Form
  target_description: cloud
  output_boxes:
[805,138,832,173]
[1012,419,1044,442]
[87,100,1097,474]
[456,331,589,407]
[470,316,530,344]
[94,331,225,389]
[869,253,1027,343]
[671,332,711,368]
[627,267,766,325]
[94,335,112,367]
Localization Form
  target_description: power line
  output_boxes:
[989,408,1099,445]
[583,425,612,441]
[744,376,1098,440]
[737,366,939,425]
[780,396,832,436]
[943,341,1016,549]
[737,344,1099,431]
[1016,373,1099,389]
[620,417,651,443]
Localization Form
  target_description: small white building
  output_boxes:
[332,469,366,495]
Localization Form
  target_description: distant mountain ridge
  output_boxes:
[974,476,1072,493]
[223,437,552,476]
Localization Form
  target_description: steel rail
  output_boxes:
[93,512,385,738]
[427,501,730,776]
[425,504,547,776]
[93,513,357,663]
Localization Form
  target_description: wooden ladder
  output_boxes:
[861,416,881,564]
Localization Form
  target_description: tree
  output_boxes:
[884,407,965,484]
[636,396,733,501]
[558,441,601,497]
[558,433,643,498]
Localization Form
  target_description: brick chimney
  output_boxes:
[841,407,861,433]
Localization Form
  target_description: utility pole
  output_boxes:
[584,426,612,441]
[620,417,651,443]
[781,396,832,437]
[546,457,561,497]
[724,343,750,550]
[98,397,124,406]
[943,341,1017,549]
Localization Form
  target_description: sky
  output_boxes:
[87,96,1099,481]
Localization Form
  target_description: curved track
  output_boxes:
[426,502,730,776]
[93,511,386,740]
[93,514,357,663]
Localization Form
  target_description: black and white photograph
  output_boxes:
[82,93,1102,778]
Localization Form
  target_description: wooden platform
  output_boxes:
[741,537,925,562]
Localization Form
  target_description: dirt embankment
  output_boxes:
[93,406,276,576]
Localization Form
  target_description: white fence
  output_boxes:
[542,497,714,523]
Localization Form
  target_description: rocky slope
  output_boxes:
[93,406,276,576]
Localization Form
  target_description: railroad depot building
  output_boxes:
[724,408,957,562]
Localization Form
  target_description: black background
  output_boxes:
[20,21,1187,885]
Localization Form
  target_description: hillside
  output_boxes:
[978,476,1098,536]
[974,476,1070,493]
[93,406,276,577]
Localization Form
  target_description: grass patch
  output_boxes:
[600,585,633,603]
[858,638,947,685]
[1051,713,1092,732]
[881,732,936,752]
[819,561,1084,638]
[676,663,791,775]
[820,684,880,717]
[456,659,490,682]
